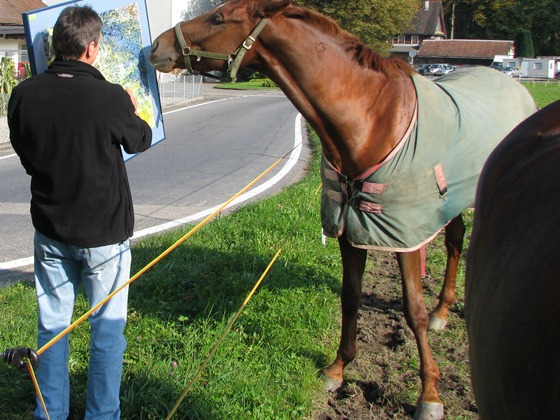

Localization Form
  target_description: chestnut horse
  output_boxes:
[465,100,560,419]
[149,1,536,417]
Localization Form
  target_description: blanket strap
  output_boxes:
[433,164,448,200]
[323,167,386,214]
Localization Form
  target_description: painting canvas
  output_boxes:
[22,0,165,159]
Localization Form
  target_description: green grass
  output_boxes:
[214,78,278,90]
[522,79,560,108]
[0,83,556,419]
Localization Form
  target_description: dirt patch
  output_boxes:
[314,248,478,419]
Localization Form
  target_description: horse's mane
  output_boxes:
[280,5,413,77]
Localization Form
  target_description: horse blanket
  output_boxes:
[321,67,537,251]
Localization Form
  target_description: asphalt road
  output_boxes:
[0,86,309,286]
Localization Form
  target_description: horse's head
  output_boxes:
[149,0,291,79]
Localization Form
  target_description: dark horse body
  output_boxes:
[465,100,560,419]
[149,1,536,417]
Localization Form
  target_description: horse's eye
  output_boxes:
[211,15,224,25]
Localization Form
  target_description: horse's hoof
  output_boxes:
[322,375,343,392]
[428,315,447,331]
[414,402,444,420]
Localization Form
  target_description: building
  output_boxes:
[0,0,47,64]
[390,1,446,61]
[417,39,515,66]
[390,1,519,68]
[520,58,557,79]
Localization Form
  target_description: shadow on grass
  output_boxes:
[123,241,341,417]
[0,363,36,417]
[128,242,341,319]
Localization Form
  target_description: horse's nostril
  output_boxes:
[151,40,159,52]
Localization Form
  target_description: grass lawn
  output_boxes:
[522,79,560,108]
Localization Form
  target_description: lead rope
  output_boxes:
[18,140,303,415]
[27,363,50,420]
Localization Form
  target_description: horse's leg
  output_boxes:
[429,213,466,330]
[396,251,444,420]
[322,233,367,391]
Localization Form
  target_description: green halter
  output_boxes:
[174,18,269,81]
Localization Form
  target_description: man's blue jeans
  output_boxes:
[32,230,130,420]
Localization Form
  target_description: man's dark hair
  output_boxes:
[53,5,103,61]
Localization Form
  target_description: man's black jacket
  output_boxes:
[8,59,152,247]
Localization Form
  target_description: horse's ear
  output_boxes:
[254,0,291,18]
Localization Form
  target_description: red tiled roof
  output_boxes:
[418,39,514,59]
[0,0,47,25]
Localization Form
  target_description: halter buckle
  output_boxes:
[242,36,256,50]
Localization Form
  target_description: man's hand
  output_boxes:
[125,88,138,113]
[2,347,39,372]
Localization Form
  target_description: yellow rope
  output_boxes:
[27,362,50,420]
[165,248,283,420]
[165,182,322,419]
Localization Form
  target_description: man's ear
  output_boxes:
[85,41,97,59]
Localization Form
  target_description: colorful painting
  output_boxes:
[22,0,165,159]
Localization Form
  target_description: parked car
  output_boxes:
[416,64,433,75]
[432,64,455,76]
[500,66,520,77]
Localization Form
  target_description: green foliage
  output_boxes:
[516,29,535,58]
[0,57,17,116]
[296,0,419,55]
[442,0,560,56]
[260,79,277,88]
[215,78,279,90]
[0,57,17,94]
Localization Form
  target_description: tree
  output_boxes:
[516,29,534,58]
[442,0,560,56]
[294,0,419,55]
[0,57,18,116]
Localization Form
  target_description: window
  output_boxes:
[533,63,543,70]
[411,35,419,45]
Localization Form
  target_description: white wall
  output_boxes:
[146,0,173,40]
[520,59,556,79]
[0,39,20,51]
[0,40,25,66]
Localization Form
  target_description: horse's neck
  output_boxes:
[256,20,416,178]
